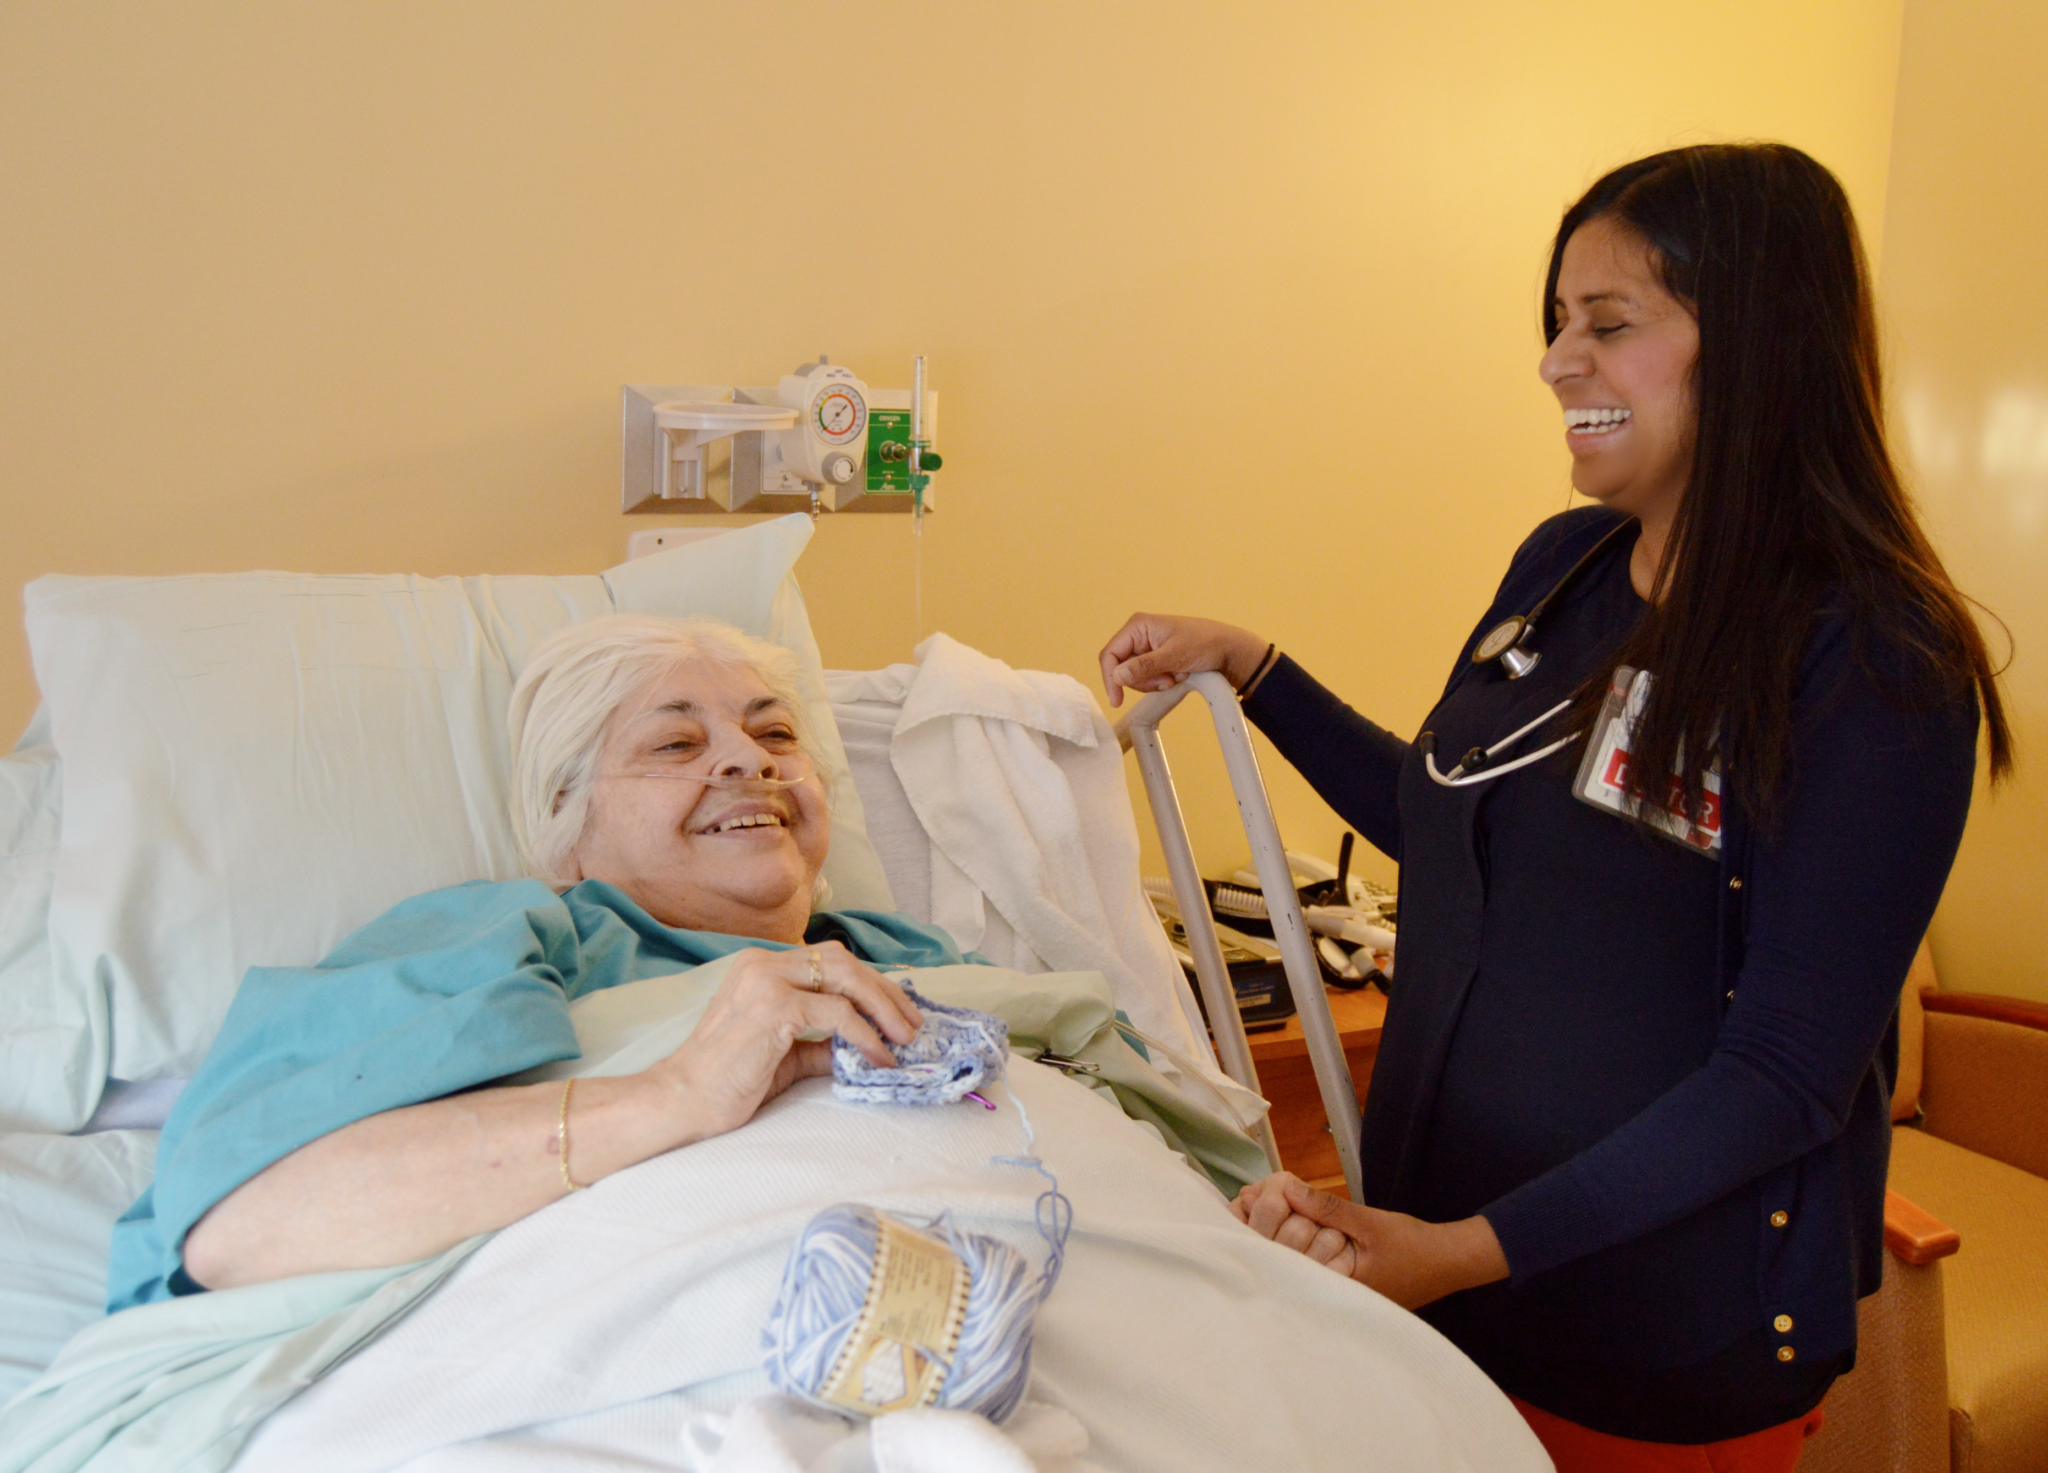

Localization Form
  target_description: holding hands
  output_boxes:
[1232,1172,1510,1310]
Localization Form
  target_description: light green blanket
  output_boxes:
[0,961,1262,1473]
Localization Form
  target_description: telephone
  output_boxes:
[1149,895,1298,1033]
[1146,832,1398,1024]
[1222,836,1397,993]
[1236,839,1397,990]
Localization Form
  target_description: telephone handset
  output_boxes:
[1222,833,1397,993]
[1146,831,1399,1022]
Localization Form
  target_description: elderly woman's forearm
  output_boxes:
[181,1072,696,1290]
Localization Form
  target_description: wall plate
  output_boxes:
[625,527,737,561]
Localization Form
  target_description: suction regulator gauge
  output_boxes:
[812,386,867,445]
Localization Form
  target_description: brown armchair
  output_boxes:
[1801,948,2048,1473]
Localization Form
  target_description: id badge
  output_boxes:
[1571,666,1722,856]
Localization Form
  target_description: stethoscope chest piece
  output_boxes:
[1472,617,1525,662]
[1473,617,1540,679]
[1428,518,1635,784]
[1470,518,1637,682]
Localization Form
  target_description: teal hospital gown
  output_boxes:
[106,878,975,1314]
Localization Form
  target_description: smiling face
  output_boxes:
[1540,215,1701,527]
[563,658,829,942]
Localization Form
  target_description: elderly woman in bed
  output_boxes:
[106,617,965,1313]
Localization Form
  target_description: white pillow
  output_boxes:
[0,746,93,1133]
[21,516,892,1127]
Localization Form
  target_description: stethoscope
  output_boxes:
[1419,519,1635,788]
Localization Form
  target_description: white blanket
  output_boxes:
[675,1397,1102,1473]
[232,1062,1546,1473]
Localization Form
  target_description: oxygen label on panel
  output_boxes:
[865,410,916,495]
[1571,666,1723,855]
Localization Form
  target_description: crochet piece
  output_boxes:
[831,986,1009,1106]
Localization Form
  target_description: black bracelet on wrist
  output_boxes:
[1237,643,1280,699]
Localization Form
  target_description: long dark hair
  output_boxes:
[1548,143,2012,825]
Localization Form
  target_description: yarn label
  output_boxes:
[818,1215,971,1416]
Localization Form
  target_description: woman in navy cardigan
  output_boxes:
[1100,144,2011,1471]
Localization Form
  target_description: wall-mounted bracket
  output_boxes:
[654,400,797,503]
[623,377,939,515]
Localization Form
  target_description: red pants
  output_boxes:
[1511,1397,1826,1473]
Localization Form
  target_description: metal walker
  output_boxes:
[1113,672,1365,1202]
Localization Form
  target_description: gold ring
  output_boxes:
[806,948,824,991]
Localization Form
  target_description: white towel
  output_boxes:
[680,1397,1102,1473]
[880,635,1211,1072]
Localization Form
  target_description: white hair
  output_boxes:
[507,615,820,886]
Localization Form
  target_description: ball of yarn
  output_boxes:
[763,1203,1043,1424]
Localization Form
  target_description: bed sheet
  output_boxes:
[0,743,94,1137]
[225,1062,1544,1473]
[0,1130,159,1407]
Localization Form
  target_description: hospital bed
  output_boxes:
[0,516,1548,1472]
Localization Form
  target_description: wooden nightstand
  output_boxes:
[1244,986,1386,1199]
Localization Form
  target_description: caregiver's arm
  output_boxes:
[183,944,918,1290]
[1098,614,1272,706]
[1098,614,1408,856]
[1236,511,1633,859]
[1239,658,1408,859]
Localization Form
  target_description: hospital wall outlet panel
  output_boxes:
[622,382,938,515]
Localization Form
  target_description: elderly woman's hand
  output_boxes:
[1231,1171,1510,1310]
[650,941,923,1142]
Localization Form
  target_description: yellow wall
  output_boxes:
[1882,0,2048,1002]
[2,1,1905,887]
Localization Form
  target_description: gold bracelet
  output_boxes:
[557,1078,586,1192]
